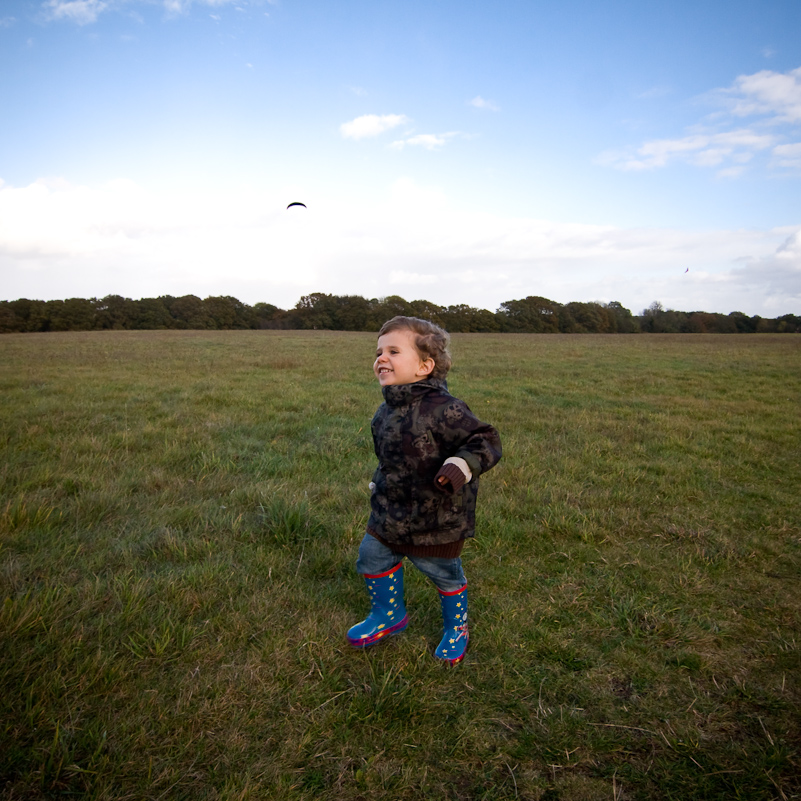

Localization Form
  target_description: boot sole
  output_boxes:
[436,651,466,665]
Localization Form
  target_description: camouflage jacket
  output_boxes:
[367,379,502,547]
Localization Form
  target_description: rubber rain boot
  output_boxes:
[434,584,469,664]
[346,563,409,648]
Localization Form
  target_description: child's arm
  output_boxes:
[433,402,502,493]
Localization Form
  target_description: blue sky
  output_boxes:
[1,0,799,317]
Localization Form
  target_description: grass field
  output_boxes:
[1,330,800,801]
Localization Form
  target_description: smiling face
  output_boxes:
[373,328,435,387]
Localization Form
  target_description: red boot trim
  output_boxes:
[362,562,404,580]
[437,583,467,597]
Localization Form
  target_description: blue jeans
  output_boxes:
[356,533,467,593]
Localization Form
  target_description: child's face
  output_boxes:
[374,329,435,387]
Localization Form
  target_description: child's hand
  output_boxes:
[436,474,452,491]
[434,460,469,494]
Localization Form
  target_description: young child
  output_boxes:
[346,316,502,664]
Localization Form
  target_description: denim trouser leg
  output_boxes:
[356,533,467,593]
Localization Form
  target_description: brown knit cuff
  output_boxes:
[435,462,467,494]
[367,529,465,559]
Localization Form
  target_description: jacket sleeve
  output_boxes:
[435,399,502,483]
[434,458,471,494]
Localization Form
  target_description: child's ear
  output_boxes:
[418,358,435,377]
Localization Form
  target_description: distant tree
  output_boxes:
[1,299,50,332]
[659,310,685,333]
[442,304,500,333]
[231,297,257,329]
[253,302,282,329]
[562,301,613,333]
[94,295,136,329]
[294,293,338,329]
[776,313,801,333]
[203,296,256,329]
[335,294,373,330]
[22,300,51,331]
[728,312,757,333]
[497,296,560,333]
[48,298,98,331]
[2,291,797,335]
[270,308,304,329]
[639,300,662,332]
[408,299,446,327]
[131,297,174,329]
[0,302,23,333]
[604,301,639,333]
[639,301,685,333]
[374,295,414,323]
[710,313,735,334]
[166,295,213,329]
[683,311,734,333]
[684,312,713,333]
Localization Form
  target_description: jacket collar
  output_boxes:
[382,378,448,407]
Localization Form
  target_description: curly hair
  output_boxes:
[377,316,452,380]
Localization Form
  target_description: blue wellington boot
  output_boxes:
[346,563,409,648]
[434,584,469,665]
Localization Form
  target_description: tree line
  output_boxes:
[1,293,798,334]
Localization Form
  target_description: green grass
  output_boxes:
[1,330,800,800]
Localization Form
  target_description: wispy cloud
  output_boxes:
[389,132,459,151]
[598,129,776,172]
[390,270,438,285]
[0,16,16,27]
[41,0,240,24]
[469,95,499,111]
[772,142,801,169]
[162,0,197,15]
[601,66,801,175]
[734,229,801,310]
[340,114,409,140]
[636,85,672,100]
[719,66,801,123]
[44,0,108,25]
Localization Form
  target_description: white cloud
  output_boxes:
[0,16,16,27]
[44,0,108,25]
[164,0,235,14]
[598,129,776,172]
[469,96,499,111]
[603,67,801,175]
[41,0,240,24]
[162,0,186,13]
[390,271,438,286]
[1,177,798,317]
[390,132,459,150]
[772,142,801,169]
[636,85,673,100]
[723,66,801,123]
[340,114,409,140]
[728,230,801,312]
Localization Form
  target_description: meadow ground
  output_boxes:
[1,330,799,801]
